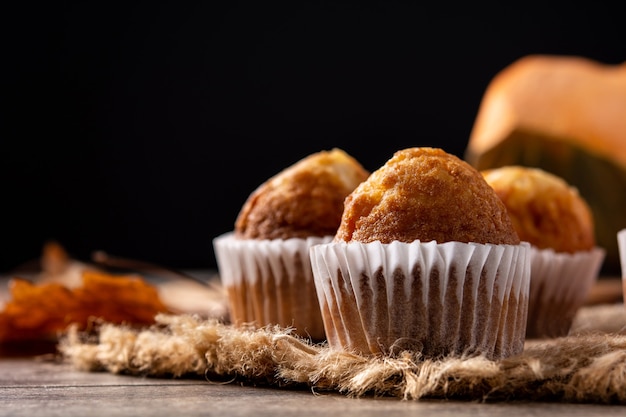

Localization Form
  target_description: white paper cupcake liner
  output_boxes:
[310,240,531,360]
[525,246,605,339]
[619,229,626,274]
[213,232,332,341]
[617,229,626,308]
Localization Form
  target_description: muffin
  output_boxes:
[213,148,369,341]
[481,165,605,338]
[310,147,531,360]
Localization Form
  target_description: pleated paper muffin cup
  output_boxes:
[525,246,605,339]
[213,232,332,341]
[617,229,626,311]
[310,240,531,360]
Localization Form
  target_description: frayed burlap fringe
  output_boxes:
[58,304,626,404]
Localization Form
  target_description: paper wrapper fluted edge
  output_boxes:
[525,246,605,339]
[213,232,332,341]
[310,240,531,360]
[617,229,626,316]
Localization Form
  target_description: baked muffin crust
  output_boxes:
[481,165,595,253]
[335,147,520,245]
[235,148,369,240]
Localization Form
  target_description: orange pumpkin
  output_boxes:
[465,54,626,274]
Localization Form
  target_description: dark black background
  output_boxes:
[2,2,626,273]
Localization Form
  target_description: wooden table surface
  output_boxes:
[2,272,626,416]
[4,356,626,417]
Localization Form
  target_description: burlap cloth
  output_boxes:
[58,288,626,404]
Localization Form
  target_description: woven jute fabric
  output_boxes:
[57,300,626,404]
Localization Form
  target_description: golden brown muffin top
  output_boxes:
[234,148,370,240]
[481,165,595,253]
[335,147,520,245]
